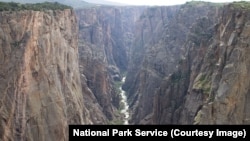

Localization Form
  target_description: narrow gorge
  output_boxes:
[1,0,250,140]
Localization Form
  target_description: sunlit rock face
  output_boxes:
[0,9,92,141]
[1,3,250,141]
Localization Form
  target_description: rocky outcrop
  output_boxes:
[153,2,250,124]
[153,8,219,124]
[123,2,218,124]
[183,3,250,124]
[0,9,91,141]
[76,7,144,123]
[124,1,250,124]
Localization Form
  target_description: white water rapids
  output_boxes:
[119,77,130,125]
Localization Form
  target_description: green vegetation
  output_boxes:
[107,103,124,125]
[0,2,72,11]
[111,74,128,125]
[185,0,224,7]
[186,0,250,9]
[186,1,209,6]
[0,0,97,9]
[231,1,250,10]
[108,118,123,125]
[193,73,211,94]
[119,102,125,112]
[113,79,127,112]
[113,80,123,95]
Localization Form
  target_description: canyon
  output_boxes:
[0,1,250,140]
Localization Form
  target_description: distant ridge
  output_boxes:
[83,0,127,6]
[0,0,96,8]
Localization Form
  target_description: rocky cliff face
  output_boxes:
[153,2,250,124]
[0,9,92,141]
[152,4,249,124]
[124,1,250,124]
[153,5,220,124]
[75,7,144,123]
[74,2,250,125]
[182,3,250,124]
[1,3,249,140]
[123,2,218,124]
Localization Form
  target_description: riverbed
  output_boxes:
[119,77,129,125]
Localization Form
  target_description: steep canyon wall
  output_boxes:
[124,2,250,124]
[1,2,250,141]
[0,9,92,141]
[75,7,144,124]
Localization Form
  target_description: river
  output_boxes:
[119,77,130,125]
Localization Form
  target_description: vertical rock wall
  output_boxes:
[0,9,91,141]
[76,7,144,123]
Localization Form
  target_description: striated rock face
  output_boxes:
[76,7,144,123]
[153,6,220,124]
[153,3,250,124]
[183,4,250,124]
[123,6,181,124]
[123,3,218,124]
[1,4,249,141]
[124,2,250,124]
[0,9,91,141]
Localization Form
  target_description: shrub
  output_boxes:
[0,2,72,11]
[231,1,250,10]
